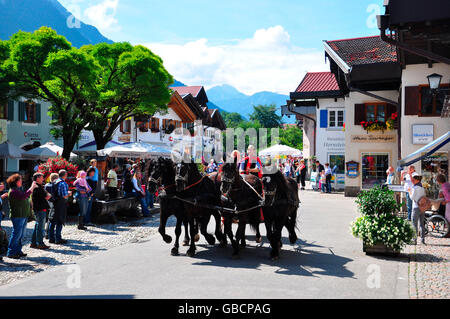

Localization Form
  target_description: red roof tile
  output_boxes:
[295,72,340,93]
[170,86,203,98]
[325,35,397,66]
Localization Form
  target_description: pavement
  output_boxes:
[0,191,412,299]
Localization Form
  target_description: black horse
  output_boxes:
[262,170,299,260]
[175,161,225,257]
[148,158,198,256]
[219,159,264,259]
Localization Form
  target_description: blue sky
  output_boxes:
[59,0,385,94]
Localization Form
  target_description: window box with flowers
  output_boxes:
[360,112,398,133]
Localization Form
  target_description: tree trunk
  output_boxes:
[93,130,110,151]
[62,135,77,160]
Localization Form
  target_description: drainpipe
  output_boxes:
[287,102,317,157]
[378,15,450,65]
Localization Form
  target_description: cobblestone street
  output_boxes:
[407,237,450,299]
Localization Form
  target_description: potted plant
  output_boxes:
[351,186,415,255]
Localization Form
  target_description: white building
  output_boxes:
[283,72,346,189]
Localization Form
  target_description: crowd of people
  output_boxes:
[0,158,156,261]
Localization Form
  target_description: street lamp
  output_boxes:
[427,73,443,91]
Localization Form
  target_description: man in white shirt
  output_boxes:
[401,165,415,221]
[409,172,426,245]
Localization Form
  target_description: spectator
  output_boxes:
[6,174,38,259]
[386,166,397,185]
[85,167,96,226]
[48,170,71,245]
[299,159,307,190]
[319,171,327,193]
[401,165,416,221]
[284,161,291,177]
[436,174,450,224]
[74,171,91,230]
[316,160,325,174]
[239,145,263,178]
[88,159,99,193]
[126,171,150,217]
[325,163,332,193]
[409,172,426,245]
[0,182,6,226]
[206,159,217,174]
[106,164,119,199]
[44,173,60,240]
[30,172,51,250]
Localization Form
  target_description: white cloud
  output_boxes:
[142,26,328,95]
[84,0,121,33]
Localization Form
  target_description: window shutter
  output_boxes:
[404,86,420,115]
[7,100,14,121]
[36,103,41,123]
[120,121,124,133]
[319,110,328,128]
[18,101,25,122]
[386,103,397,119]
[155,118,160,129]
[354,104,365,125]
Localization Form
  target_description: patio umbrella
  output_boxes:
[0,141,29,175]
[22,142,77,160]
[97,142,172,159]
[259,144,303,157]
[0,141,26,159]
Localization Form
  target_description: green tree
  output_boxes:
[280,125,303,150]
[249,104,283,128]
[1,27,99,159]
[86,42,173,150]
[222,111,245,128]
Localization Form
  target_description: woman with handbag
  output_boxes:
[6,174,38,259]
[409,172,426,245]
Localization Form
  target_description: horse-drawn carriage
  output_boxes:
[148,156,300,260]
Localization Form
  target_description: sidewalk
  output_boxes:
[407,237,450,299]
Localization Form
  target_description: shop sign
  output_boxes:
[118,135,131,142]
[0,120,7,143]
[346,161,359,178]
[412,124,433,145]
[24,131,41,141]
[351,135,396,143]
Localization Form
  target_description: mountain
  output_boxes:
[0,0,113,47]
[206,85,292,122]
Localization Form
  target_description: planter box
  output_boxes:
[363,242,400,256]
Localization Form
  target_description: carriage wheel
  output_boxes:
[426,215,449,238]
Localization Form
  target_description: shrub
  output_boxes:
[355,186,401,216]
[352,186,415,251]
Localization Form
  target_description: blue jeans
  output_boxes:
[146,190,154,209]
[7,217,28,256]
[85,196,93,224]
[31,211,46,246]
[77,196,88,218]
[48,220,63,242]
[126,192,150,216]
[406,193,413,220]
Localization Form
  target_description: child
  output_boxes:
[73,171,92,230]
[320,171,327,193]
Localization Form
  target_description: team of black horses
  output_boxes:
[147,156,300,260]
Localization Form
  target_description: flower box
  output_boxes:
[363,242,400,256]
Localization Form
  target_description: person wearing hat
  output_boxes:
[409,172,426,245]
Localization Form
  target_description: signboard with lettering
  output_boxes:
[412,124,433,145]
[351,135,396,143]
[346,161,359,178]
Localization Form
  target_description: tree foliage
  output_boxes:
[0,27,174,157]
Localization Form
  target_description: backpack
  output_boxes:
[50,180,64,201]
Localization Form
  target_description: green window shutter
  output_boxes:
[7,100,14,121]
[36,103,41,123]
[18,102,25,122]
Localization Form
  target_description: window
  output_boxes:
[120,119,131,134]
[150,117,160,130]
[361,153,389,189]
[329,154,345,174]
[23,101,37,123]
[419,85,449,116]
[329,110,344,128]
[421,152,448,199]
[365,103,386,122]
[0,102,7,120]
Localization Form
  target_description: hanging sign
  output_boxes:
[412,124,434,145]
[346,161,359,178]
